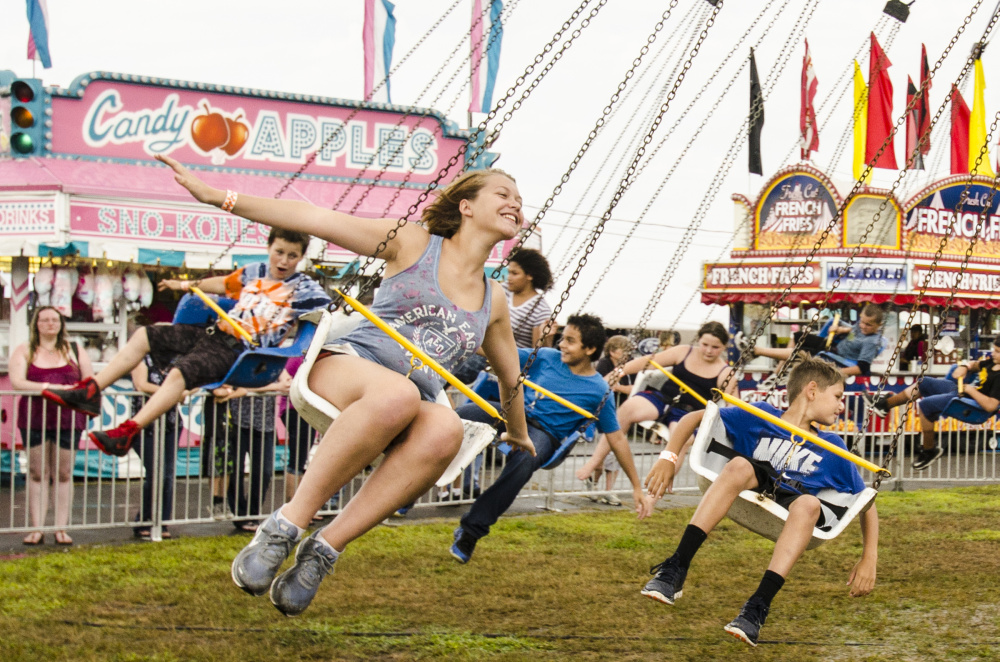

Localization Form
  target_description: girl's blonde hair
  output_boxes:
[422,168,516,238]
[603,335,632,359]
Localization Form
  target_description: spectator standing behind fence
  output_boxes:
[10,306,93,546]
[130,351,178,540]
[280,357,326,510]
[224,370,291,532]
[589,335,634,505]
[201,390,234,520]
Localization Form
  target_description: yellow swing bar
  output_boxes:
[336,289,505,422]
[189,286,257,346]
[713,389,889,476]
[523,379,596,420]
[648,360,708,406]
[825,313,841,350]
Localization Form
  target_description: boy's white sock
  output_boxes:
[315,528,343,557]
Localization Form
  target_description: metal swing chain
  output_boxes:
[547,0,713,278]
[542,0,707,260]
[322,0,522,243]
[721,0,994,393]
[329,0,605,306]
[578,0,807,310]
[485,0,682,286]
[868,113,1000,489]
[504,1,726,427]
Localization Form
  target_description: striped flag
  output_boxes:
[363,0,397,103]
[800,39,819,160]
[26,0,52,69]
[469,0,504,113]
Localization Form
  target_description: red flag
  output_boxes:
[906,77,924,169]
[918,44,932,156]
[865,33,897,169]
[800,39,819,160]
[951,85,971,174]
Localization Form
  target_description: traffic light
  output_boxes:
[8,78,48,157]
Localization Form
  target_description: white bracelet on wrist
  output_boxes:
[659,450,678,464]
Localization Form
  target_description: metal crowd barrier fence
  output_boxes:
[2,390,998,541]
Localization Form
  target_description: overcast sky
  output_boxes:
[2,0,996,329]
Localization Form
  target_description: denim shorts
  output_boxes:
[916,377,959,422]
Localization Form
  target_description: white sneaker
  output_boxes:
[734,332,756,355]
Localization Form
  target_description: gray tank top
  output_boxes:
[338,234,493,401]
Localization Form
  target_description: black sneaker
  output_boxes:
[640,555,687,605]
[450,526,477,564]
[862,391,891,418]
[724,597,769,647]
[912,446,944,471]
[43,376,101,418]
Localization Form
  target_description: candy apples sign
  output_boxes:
[50,73,468,183]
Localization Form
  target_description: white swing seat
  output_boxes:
[288,309,499,489]
[689,402,877,550]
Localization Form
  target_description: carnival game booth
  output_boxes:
[703,165,1000,448]
[0,69,502,478]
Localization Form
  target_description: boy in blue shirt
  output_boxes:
[643,357,879,647]
[450,313,655,563]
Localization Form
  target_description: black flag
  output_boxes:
[749,48,765,175]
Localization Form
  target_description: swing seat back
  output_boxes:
[540,421,597,470]
[201,316,319,391]
[689,402,877,550]
[630,370,671,442]
[288,310,497,488]
[172,292,237,326]
[941,396,995,425]
[815,351,857,369]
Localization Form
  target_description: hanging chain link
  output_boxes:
[503,0,725,425]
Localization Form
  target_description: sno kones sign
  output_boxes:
[903,175,1000,260]
[754,167,841,251]
[49,73,468,182]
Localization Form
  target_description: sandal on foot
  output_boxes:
[235,520,260,533]
[22,531,43,546]
[54,531,74,546]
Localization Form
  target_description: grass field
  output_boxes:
[3,486,1000,661]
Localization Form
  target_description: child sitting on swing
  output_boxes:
[643,357,879,647]
[151,154,533,617]
[43,228,331,456]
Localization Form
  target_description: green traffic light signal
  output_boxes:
[11,132,34,155]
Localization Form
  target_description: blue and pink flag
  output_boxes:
[26,0,52,69]
[363,0,397,103]
[469,0,503,113]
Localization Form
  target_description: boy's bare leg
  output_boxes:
[130,369,188,429]
[93,327,152,389]
[767,495,821,577]
[689,457,759,533]
[919,413,937,451]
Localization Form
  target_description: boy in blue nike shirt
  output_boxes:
[642,357,879,647]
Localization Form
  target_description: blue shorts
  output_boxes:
[633,390,695,426]
[917,377,960,422]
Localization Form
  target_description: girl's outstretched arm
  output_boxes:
[480,284,533,456]
[156,154,423,262]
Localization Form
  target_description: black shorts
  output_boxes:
[20,427,77,451]
[746,457,831,530]
[146,324,244,389]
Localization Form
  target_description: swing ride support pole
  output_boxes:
[713,390,890,476]
[649,360,708,406]
[335,289,506,422]
[188,287,257,346]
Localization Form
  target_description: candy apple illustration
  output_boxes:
[222,113,250,156]
[190,102,229,152]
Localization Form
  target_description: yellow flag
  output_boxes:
[969,58,994,176]
[853,60,872,183]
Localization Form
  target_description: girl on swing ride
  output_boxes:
[156,154,534,617]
